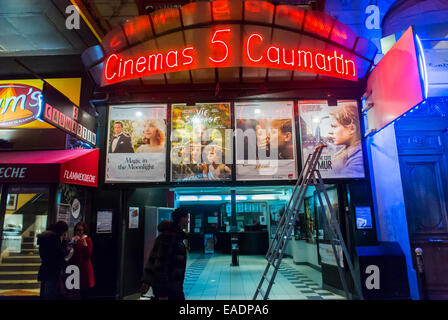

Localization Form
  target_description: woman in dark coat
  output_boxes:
[70,222,95,298]
[37,221,69,300]
[141,208,189,300]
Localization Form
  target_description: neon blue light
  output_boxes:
[36,93,44,122]
[415,34,428,99]
[199,195,222,201]
[224,195,248,201]
[251,194,276,200]
[364,102,423,138]
[178,195,198,201]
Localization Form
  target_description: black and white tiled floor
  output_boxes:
[183,254,345,300]
[183,255,211,296]
[278,264,343,300]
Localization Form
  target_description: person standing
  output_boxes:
[70,222,95,299]
[109,121,134,153]
[37,221,69,300]
[140,208,189,300]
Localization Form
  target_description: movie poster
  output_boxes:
[299,100,365,179]
[106,104,167,182]
[170,103,232,181]
[235,101,297,181]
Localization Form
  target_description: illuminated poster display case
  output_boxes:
[235,101,298,181]
[106,104,167,183]
[299,100,365,179]
[170,103,232,182]
[102,100,367,185]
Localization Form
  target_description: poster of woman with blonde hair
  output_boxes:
[136,120,166,153]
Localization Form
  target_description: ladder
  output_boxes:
[253,145,364,300]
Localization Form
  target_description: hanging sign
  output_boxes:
[43,83,97,146]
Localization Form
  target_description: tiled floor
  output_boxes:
[183,253,345,300]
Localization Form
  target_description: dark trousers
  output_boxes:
[40,280,60,300]
[154,289,185,301]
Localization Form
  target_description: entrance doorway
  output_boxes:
[171,184,346,299]
[0,184,50,296]
[395,99,448,299]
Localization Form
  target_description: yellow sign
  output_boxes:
[0,78,82,129]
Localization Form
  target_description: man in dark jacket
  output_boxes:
[37,221,69,300]
[141,208,189,300]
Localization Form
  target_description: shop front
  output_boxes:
[364,24,448,299]
[0,78,99,297]
[82,0,380,299]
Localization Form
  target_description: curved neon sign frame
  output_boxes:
[102,28,358,86]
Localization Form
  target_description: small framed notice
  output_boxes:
[355,206,373,230]
[97,210,113,234]
[129,207,140,229]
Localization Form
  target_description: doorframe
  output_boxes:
[0,183,9,255]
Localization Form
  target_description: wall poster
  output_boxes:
[170,103,232,181]
[106,104,167,182]
[299,100,365,179]
[235,101,297,181]
[97,210,113,234]
[129,207,139,229]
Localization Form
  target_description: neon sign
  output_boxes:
[102,28,358,86]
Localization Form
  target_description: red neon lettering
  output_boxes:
[136,56,146,73]
[333,51,345,74]
[105,54,118,80]
[345,59,356,77]
[182,47,194,65]
[166,50,179,68]
[123,59,134,75]
[315,53,326,70]
[246,33,263,63]
[267,46,280,64]
[118,58,123,77]
[101,27,358,84]
[209,28,231,63]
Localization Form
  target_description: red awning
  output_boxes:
[0,149,99,187]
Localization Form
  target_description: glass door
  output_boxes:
[0,184,50,296]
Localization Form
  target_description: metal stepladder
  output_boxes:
[253,145,364,300]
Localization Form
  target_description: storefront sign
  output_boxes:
[102,27,358,86]
[0,166,28,179]
[299,100,365,179]
[106,104,167,183]
[171,103,232,182]
[61,170,97,185]
[235,101,297,181]
[0,84,43,128]
[0,149,99,187]
[43,83,97,146]
[0,164,59,183]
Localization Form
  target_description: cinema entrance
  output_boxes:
[83,0,380,300]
